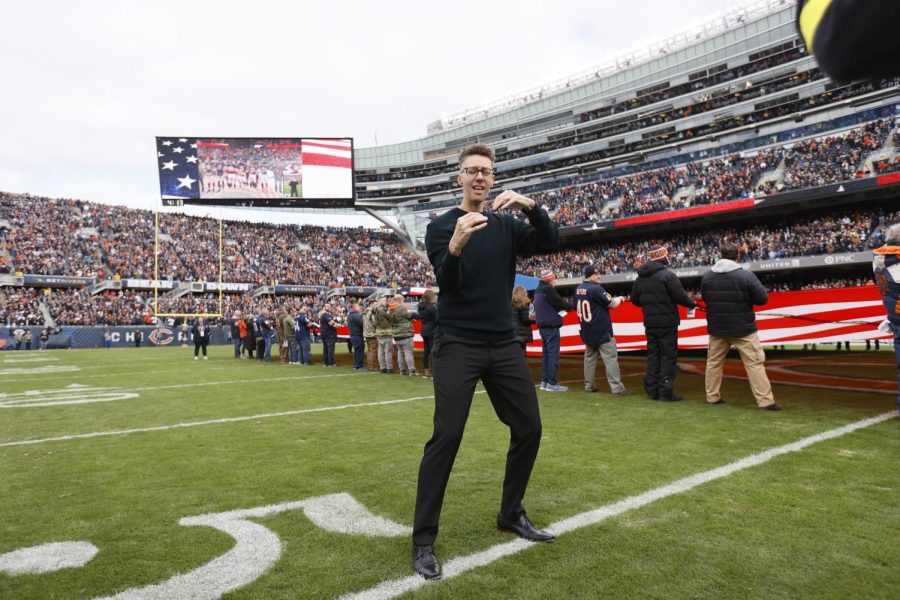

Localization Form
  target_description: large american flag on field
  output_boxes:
[394,285,891,353]
[525,285,890,355]
[301,139,353,199]
[156,137,200,199]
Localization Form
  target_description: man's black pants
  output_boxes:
[413,332,542,545]
[644,326,678,399]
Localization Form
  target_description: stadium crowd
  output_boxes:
[534,118,895,226]
[1,201,892,327]
[357,79,899,200]
[519,206,899,278]
[356,44,812,185]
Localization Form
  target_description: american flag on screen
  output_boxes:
[301,139,353,199]
[156,137,200,199]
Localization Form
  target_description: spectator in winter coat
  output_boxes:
[533,269,573,391]
[319,303,341,367]
[511,285,534,350]
[190,317,211,360]
[390,294,417,376]
[872,222,900,415]
[373,296,394,373]
[417,289,438,378]
[347,302,365,370]
[363,300,379,372]
[281,306,297,364]
[700,243,779,410]
[631,244,696,401]
[294,307,312,365]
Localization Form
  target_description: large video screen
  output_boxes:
[156,137,354,208]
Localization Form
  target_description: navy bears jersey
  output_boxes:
[575,281,614,346]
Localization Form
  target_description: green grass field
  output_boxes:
[1,346,898,599]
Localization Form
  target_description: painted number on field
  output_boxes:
[72,493,408,599]
[0,365,81,376]
[0,384,138,408]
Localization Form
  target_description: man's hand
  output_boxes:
[492,190,536,212]
[449,212,488,256]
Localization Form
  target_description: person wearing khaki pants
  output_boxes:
[700,243,780,411]
[705,332,774,407]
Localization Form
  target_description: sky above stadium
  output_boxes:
[1,0,753,226]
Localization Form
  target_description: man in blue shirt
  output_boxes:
[576,264,633,396]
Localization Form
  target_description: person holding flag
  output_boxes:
[576,264,633,396]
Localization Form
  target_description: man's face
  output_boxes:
[457,154,494,203]
[590,273,602,284]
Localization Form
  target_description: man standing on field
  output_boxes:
[412,143,559,580]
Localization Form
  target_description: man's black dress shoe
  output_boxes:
[412,544,442,580]
[496,512,555,543]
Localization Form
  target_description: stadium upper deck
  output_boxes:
[353,0,900,211]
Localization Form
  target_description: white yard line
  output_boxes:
[2,367,366,386]
[338,411,898,600]
[0,393,437,448]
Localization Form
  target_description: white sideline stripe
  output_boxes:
[0,394,437,448]
[5,371,367,393]
[339,411,898,600]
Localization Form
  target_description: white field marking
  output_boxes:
[0,393,438,448]
[129,372,366,393]
[0,541,98,576]
[0,371,373,398]
[0,384,139,408]
[93,493,409,600]
[0,365,81,376]
[2,366,248,384]
[2,356,59,363]
[339,411,898,600]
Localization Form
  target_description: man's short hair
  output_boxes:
[720,243,740,261]
[458,143,495,166]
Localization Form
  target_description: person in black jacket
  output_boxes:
[511,285,534,350]
[533,269,573,392]
[796,0,900,81]
[412,142,558,581]
[417,289,438,378]
[190,317,211,361]
[631,244,695,401]
[700,243,780,411]
[347,302,365,370]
